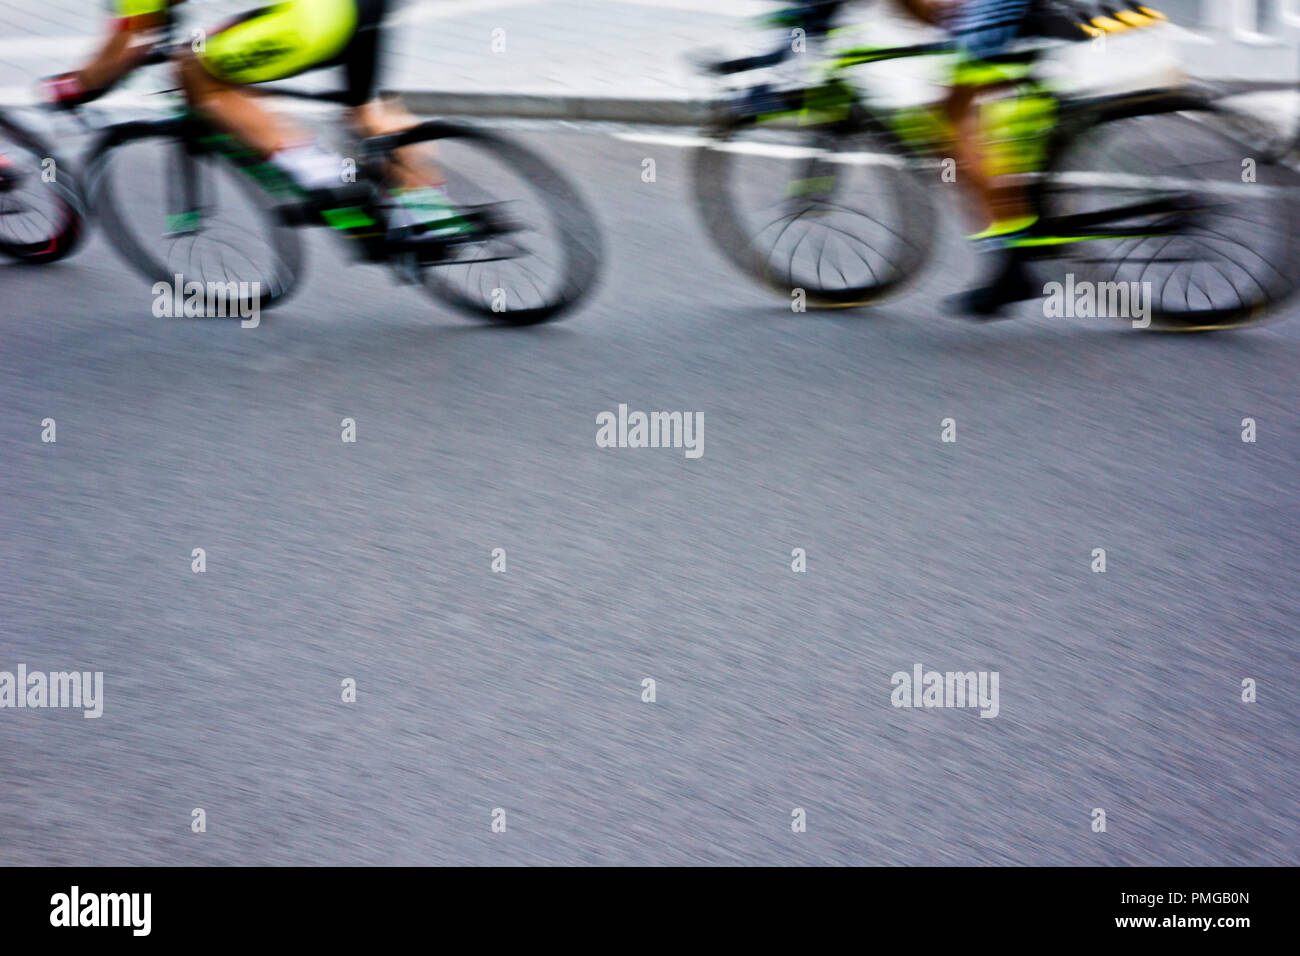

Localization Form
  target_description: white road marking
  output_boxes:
[1050,171,1298,198]
[612,131,909,166]
[613,131,1300,191]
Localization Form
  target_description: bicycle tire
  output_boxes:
[1034,90,1300,331]
[692,119,937,308]
[0,110,85,264]
[88,115,302,315]
[384,120,602,325]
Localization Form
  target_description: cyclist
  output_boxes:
[769,1,1091,316]
[895,0,1066,316]
[40,0,460,232]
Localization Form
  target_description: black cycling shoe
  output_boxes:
[946,254,1040,320]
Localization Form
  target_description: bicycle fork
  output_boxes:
[163,136,205,237]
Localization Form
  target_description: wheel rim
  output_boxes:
[696,126,932,305]
[96,132,299,310]
[398,129,599,322]
[1040,110,1300,326]
[0,122,80,259]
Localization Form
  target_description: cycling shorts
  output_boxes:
[950,0,1036,86]
[110,0,387,106]
[200,0,386,105]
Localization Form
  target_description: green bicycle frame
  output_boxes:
[746,31,1061,178]
[171,112,378,236]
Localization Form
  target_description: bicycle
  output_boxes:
[0,108,86,264]
[691,2,1300,330]
[78,43,601,325]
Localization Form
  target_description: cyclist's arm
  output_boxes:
[76,28,150,91]
[76,0,175,92]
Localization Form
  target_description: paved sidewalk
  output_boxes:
[0,0,1296,120]
[0,0,759,100]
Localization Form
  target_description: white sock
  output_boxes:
[272,143,349,192]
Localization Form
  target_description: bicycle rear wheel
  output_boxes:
[0,110,85,264]
[381,121,601,325]
[692,122,936,307]
[1035,93,1300,330]
[89,116,301,314]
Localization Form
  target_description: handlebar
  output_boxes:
[696,46,794,76]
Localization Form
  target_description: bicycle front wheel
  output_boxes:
[88,116,302,315]
[692,122,936,308]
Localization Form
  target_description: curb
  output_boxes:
[390,87,1300,132]
[0,88,718,125]
[4,85,1294,133]
[390,90,714,125]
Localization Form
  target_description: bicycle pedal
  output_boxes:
[388,215,482,246]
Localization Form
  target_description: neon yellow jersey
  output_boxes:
[103,0,368,97]
[198,0,359,86]
[109,0,183,29]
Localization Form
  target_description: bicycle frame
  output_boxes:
[89,97,513,274]
[714,31,1056,160]
[705,31,1198,251]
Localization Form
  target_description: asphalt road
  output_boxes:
[1,127,1298,865]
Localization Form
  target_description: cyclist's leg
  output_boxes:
[175,53,305,157]
[945,0,1036,235]
[337,0,441,192]
[175,0,359,172]
[352,97,441,191]
[943,0,1039,316]
[330,0,468,236]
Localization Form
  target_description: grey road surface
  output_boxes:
[1,128,1298,865]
